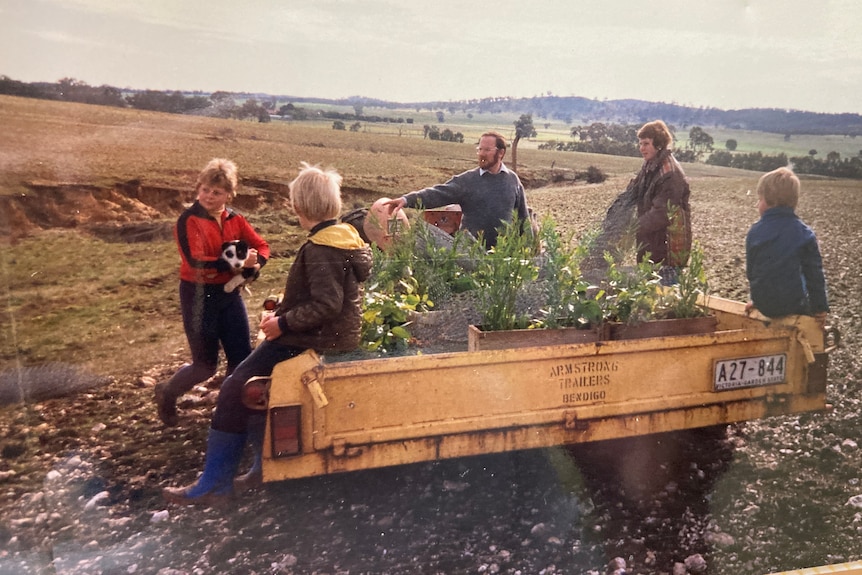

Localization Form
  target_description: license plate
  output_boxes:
[714,354,787,391]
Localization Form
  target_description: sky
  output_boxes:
[2,0,861,115]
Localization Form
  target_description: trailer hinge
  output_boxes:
[564,412,588,431]
[301,364,329,408]
[796,331,816,364]
[332,438,363,458]
[824,325,841,353]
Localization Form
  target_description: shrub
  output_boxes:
[674,149,698,163]
[361,277,430,353]
[473,217,539,331]
[599,254,663,325]
[360,213,476,350]
[584,165,607,183]
[533,218,601,329]
[361,209,711,346]
[656,242,710,319]
[706,150,733,167]
[370,211,477,303]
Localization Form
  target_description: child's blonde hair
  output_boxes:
[757,166,800,209]
[196,158,238,199]
[289,162,343,221]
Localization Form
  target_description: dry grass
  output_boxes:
[0,95,491,198]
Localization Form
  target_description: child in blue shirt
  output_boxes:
[745,167,829,328]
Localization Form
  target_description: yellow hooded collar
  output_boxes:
[308,221,367,250]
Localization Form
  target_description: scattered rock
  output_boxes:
[140,376,157,387]
[151,510,170,524]
[0,469,18,481]
[684,553,707,574]
[83,491,109,511]
[607,556,626,574]
[442,479,469,492]
[705,530,735,546]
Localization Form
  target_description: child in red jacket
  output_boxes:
[155,158,270,426]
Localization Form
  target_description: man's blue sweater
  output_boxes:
[401,164,530,249]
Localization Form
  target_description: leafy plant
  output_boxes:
[408,218,479,302]
[532,218,602,329]
[473,217,540,331]
[360,277,432,353]
[656,241,710,319]
[599,253,663,325]
[362,212,480,352]
[369,210,477,304]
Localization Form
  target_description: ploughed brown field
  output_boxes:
[0,95,861,574]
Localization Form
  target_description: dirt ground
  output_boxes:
[1,167,861,574]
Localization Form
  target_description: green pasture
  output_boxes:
[283,100,862,161]
[694,127,862,159]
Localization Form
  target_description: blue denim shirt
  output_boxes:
[745,206,829,317]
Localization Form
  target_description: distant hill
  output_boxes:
[3,75,861,136]
[273,94,862,137]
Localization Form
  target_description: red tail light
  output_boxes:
[270,405,301,458]
[241,377,270,410]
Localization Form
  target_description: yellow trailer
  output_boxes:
[765,560,862,574]
[249,296,837,483]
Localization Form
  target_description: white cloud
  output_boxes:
[33,29,105,48]
[1,0,860,113]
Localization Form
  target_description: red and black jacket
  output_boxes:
[175,201,270,284]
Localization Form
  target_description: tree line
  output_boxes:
[427,95,862,137]
[0,76,273,121]
[0,76,433,127]
[706,150,862,179]
[536,120,862,179]
[319,110,413,124]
